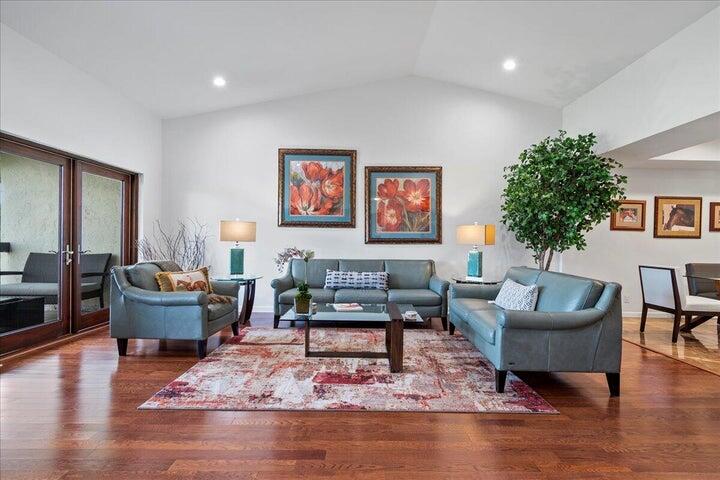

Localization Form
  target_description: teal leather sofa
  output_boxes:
[271,259,449,329]
[110,261,239,358]
[449,267,622,396]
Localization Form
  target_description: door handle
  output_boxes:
[61,244,74,265]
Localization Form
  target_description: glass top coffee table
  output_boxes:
[280,303,423,373]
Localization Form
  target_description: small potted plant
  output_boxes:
[294,282,312,315]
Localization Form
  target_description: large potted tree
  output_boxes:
[501,131,627,270]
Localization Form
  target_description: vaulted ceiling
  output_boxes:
[1,0,717,118]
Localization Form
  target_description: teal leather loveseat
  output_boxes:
[110,261,239,358]
[271,259,449,329]
[449,267,622,396]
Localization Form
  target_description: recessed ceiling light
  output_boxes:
[502,59,517,71]
[212,76,227,87]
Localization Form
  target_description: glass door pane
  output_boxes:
[0,144,70,353]
[74,164,126,330]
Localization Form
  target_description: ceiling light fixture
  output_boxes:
[502,59,517,71]
[212,76,227,88]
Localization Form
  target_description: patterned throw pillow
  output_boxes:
[324,270,389,290]
[494,279,538,311]
[155,267,213,293]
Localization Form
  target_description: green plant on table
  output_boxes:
[294,282,312,314]
[501,130,627,270]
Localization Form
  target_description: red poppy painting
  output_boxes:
[278,149,356,227]
[365,166,442,244]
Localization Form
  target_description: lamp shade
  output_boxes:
[220,220,256,242]
[456,224,495,246]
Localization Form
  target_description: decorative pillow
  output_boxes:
[324,270,389,290]
[155,267,213,293]
[494,279,538,311]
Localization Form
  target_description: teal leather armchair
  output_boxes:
[449,267,622,396]
[110,261,239,358]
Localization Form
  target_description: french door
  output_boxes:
[0,134,137,354]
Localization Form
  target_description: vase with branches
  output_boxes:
[501,131,627,270]
[136,219,210,271]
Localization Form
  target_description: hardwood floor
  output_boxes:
[624,316,719,375]
[2,314,720,479]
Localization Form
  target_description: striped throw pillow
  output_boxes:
[324,270,389,290]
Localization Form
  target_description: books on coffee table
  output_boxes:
[332,303,363,312]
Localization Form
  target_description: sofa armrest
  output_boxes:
[122,286,208,306]
[271,273,294,291]
[210,280,239,297]
[449,283,502,300]
[496,308,605,330]
[429,275,450,316]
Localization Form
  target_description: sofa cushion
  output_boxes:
[451,298,500,321]
[388,289,441,306]
[465,309,497,345]
[126,263,162,291]
[334,288,388,303]
[324,270,388,290]
[291,259,339,288]
[208,301,236,321]
[505,266,542,286]
[339,260,384,272]
[535,270,605,312]
[384,260,433,289]
[278,287,335,305]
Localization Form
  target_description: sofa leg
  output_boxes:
[440,316,448,331]
[606,372,620,397]
[197,340,207,359]
[495,369,507,393]
[273,315,280,329]
[231,321,239,336]
[116,338,128,356]
[448,321,455,335]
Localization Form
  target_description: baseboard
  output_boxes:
[623,311,673,318]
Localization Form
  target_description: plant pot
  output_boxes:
[294,297,311,315]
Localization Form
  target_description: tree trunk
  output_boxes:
[537,250,546,270]
[544,250,554,271]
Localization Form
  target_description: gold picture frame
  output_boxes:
[653,196,702,239]
[610,200,646,231]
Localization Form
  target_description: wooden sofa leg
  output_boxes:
[197,340,207,359]
[495,369,507,393]
[116,338,128,356]
[440,316,448,331]
[273,315,280,329]
[231,321,239,336]
[448,321,455,335]
[606,372,620,397]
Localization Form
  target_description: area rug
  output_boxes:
[140,327,557,413]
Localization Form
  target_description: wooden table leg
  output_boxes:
[304,317,310,357]
[238,280,256,325]
[389,318,403,373]
[385,321,391,352]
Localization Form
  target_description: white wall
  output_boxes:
[563,168,720,315]
[562,8,720,154]
[162,76,561,311]
[0,24,162,235]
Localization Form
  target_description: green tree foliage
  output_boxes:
[501,131,627,270]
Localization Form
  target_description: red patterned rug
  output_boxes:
[140,327,556,413]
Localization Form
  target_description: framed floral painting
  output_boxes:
[365,166,442,244]
[278,149,356,227]
[610,199,646,231]
[653,196,702,239]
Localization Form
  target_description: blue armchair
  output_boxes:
[110,260,239,358]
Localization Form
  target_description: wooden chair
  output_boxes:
[639,265,720,343]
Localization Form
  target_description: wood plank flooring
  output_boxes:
[623,316,719,375]
[2,314,720,479]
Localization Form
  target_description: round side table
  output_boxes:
[212,274,263,324]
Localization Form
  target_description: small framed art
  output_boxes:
[610,200,646,231]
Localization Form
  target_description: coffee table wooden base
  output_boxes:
[303,304,404,373]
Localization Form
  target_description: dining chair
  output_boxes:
[638,265,720,342]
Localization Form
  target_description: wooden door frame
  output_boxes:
[0,131,139,352]
[0,136,72,354]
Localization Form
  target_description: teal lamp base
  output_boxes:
[467,248,483,278]
[230,247,244,275]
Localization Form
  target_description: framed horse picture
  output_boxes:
[710,202,720,232]
[610,200,646,231]
[278,148,356,228]
[653,196,702,239]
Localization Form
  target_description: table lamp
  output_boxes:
[456,223,495,280]
[220,220,256,275]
